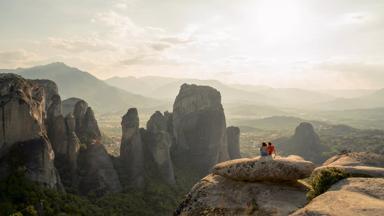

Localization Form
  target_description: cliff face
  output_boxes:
[145,111,175,185]
[120,108,144,187]
[0,74,61,189]
[226,126,241,159]
[172,84,229,174]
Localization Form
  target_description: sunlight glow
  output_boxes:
[254,0,303,44]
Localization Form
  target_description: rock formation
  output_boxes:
[0,74,61,189]
[120,108,144,187]
[314,152,384,177]
[226,126,241,159]
[78,143,122,196]
[145,111,175,185]
[290,178,384,216]
[172,84,229,175]
[62,97,82,116]
[30,79,59,112]
[278,122,328,163]
[176,155,312,215]
[73,100,101,144]
[213,155,315,182]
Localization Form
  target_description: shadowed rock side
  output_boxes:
[0,74,61,189]
[77,143,122,196]
[120,108,144,187]
[226,126,241,159]
[172,84,229,175]
[62,97,82,116]
[277,122,329,163]
[73,100,101,144]
[290,178,384,216]
[176,155,312,216]
[145,111,176,185]
[314,152,384,177]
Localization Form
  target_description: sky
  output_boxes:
[1,0,384,89]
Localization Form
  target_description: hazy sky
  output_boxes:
[1,0,384,89]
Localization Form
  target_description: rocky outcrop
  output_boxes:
[213,155,315,182]
[172,84,229,175]
[46,94,67,155]
[290,178,384,216]
[145,111,175,185]
[226,126,241,159]
[176,156,312,215]
[314,152,384,177]
[62,97,82,116]
[278,122,328,163]
[78,143,122,196]
[31,79,58,112]
[73,100,101,144]
[120,108,144,187]
[0,74,61,189]
[176,175,308,216]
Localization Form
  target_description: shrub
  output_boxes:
[307,167,349,200]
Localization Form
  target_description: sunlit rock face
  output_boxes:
[176,174,308,216]
[291,178,384,216]
[31,79,58,113]
[172,84,229,175]
[145,111,175,185]
[226,126,241,159]
[120,108,144,187]
[0,74,61,189]
[314,152,384,178]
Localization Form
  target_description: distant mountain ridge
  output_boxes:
[0,63,164,113]
[106,76,336,108]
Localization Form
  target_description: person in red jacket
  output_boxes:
[267,142,277,158]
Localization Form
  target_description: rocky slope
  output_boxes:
[176,156,314,215]
[291,178,384,216]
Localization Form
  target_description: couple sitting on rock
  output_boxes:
[260,142,277,158]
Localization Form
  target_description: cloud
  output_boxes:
[0,50,40,67]
[48,37,116,52]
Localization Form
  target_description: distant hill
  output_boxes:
[317,88,384,110]
[0,63,164,113]
[106,76,336,108]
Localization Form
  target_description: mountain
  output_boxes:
[106,76,336,108]
[317,88,384,110]
[0,63,164,113]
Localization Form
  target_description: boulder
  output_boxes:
[0,74,61,189]
[120,108,144,187]
[213,155,315,182]
[78,143,122,196]
[172,84,229,175]
[314,152,384,177]
[290,178,384,216]
[145,111,175,185]
[175,174,308,216]
[226,126,241,159]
